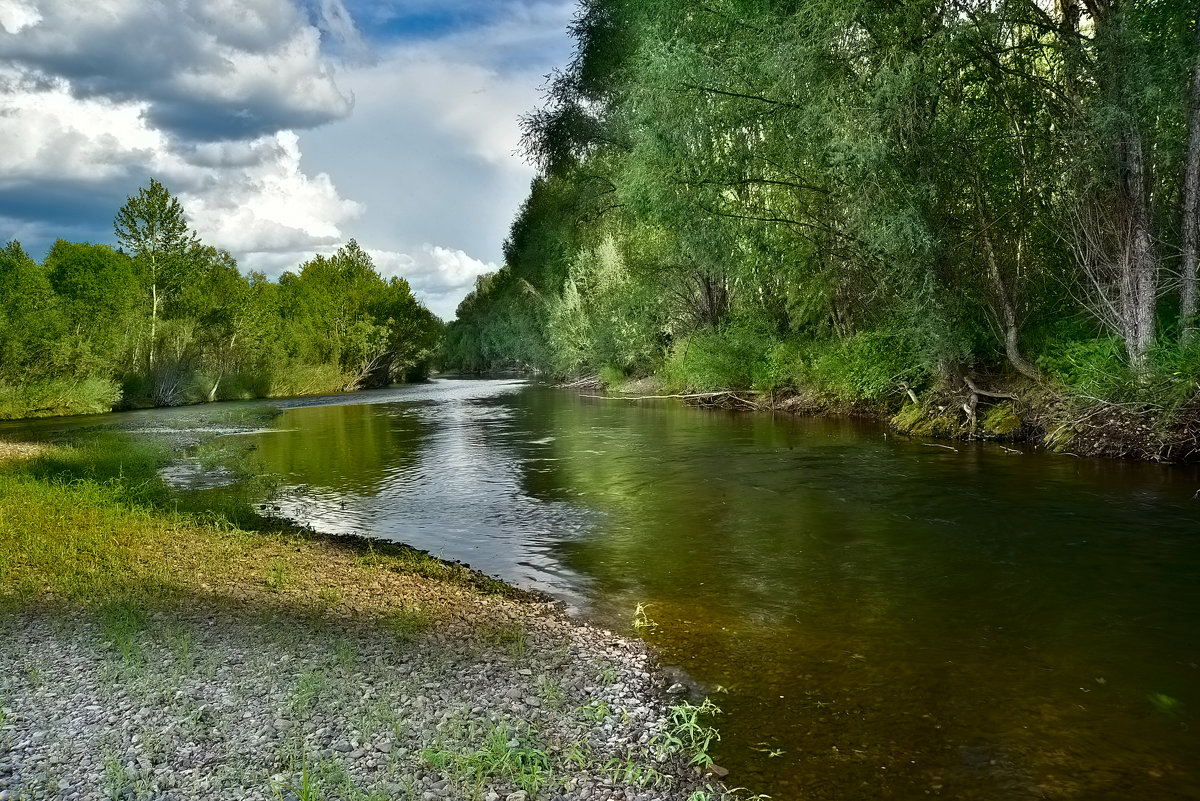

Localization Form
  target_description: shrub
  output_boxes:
[0,375,121,419]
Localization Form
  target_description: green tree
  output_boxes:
[44,240,143,376]
[113,178,198,370]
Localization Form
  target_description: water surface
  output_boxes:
[11,379,1197,799]
[233,379,1200,800]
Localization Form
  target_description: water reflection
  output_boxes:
[240,379,1198,800]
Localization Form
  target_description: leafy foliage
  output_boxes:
[443,0,1200,424]
[1,182,442,419]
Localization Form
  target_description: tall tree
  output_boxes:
[113,179,197,370]
[1181,9,1200,344]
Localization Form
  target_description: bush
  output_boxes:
[662,319,775,391]
[807,330,925,402]
[0,376,121,419]
[266,363,354,398]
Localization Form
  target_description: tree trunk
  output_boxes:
[1181,12,1200,345]
[149,282,158,370]
[1089,0,1159,369]
[973,182,1043,381]
[1119,121,1159,368]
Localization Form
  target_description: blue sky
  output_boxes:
[0,0,574,318]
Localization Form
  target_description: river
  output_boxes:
[9,378,1199,799]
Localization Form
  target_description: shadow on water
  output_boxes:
[10,378,1195,799]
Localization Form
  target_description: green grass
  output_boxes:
[384,604,436,643]
[290,668,326,716]
[479,621,528,660]
[652,698,722,769]
[264,560,292,592]
[99,599,147,664]
[421,723,550,798]
[0,433,509,613]
[632,602,656,631]
[0,375,122,420]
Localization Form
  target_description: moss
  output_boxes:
[982,402,1023,436]
[891,403,962,438]
[891,403,923,430]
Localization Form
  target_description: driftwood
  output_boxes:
[962,376,1017,430]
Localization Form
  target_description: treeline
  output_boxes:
[444,0,1200,434]
[0,180,441,419]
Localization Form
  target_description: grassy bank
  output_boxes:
[0,433,508,612]
[0,437,742,801]
[590,362,1200,463]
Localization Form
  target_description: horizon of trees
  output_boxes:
[444,0,1200,427]
[0,180,442,419]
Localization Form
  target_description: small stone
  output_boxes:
[523,697,542,708]
[376,742,391,754]
[505,792,528,801]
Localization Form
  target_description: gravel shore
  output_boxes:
[0,563,727,801]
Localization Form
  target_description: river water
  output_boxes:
[9,378,1199,799]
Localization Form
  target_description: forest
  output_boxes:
[0,180,441,419]
[442,0,1200,453]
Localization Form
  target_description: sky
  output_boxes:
[0,0,575,319]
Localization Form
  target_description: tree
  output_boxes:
[0,241,60,380]
[113,178,197,370]
[43,240,142,375]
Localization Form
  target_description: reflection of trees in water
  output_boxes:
[253,403,428,494]
[504,389,1199,801]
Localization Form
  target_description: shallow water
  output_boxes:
[7,378,1198,799]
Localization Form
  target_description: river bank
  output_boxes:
[582,373,1200,463]
[0,440,742,801]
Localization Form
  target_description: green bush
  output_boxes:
[663,319,775,391]
[0,376,121,419]
[808,330,924,402]
[266,363,353,398]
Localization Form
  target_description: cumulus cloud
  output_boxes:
[0,0,352,141]
[0,0,365,265]
[298,1,574,314]
[0,0,40,35]
[181,132,362,255]
[369,245,495,319]
[0,0,573,321]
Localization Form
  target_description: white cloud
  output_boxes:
[0,0,352,140]
[0,0,40,34]
[0,0,574,321]
[181,131,362,255]
[369,245,495,319]
[0,69,162,185]
[296,1,574,316]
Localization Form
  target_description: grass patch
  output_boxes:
[652,698,722,770]
[99,599,147,664]
[422,722,550,798]
[0,434,517,615]
[264,560,293,592]
[480,621,528,660]
[384,604,436,643]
